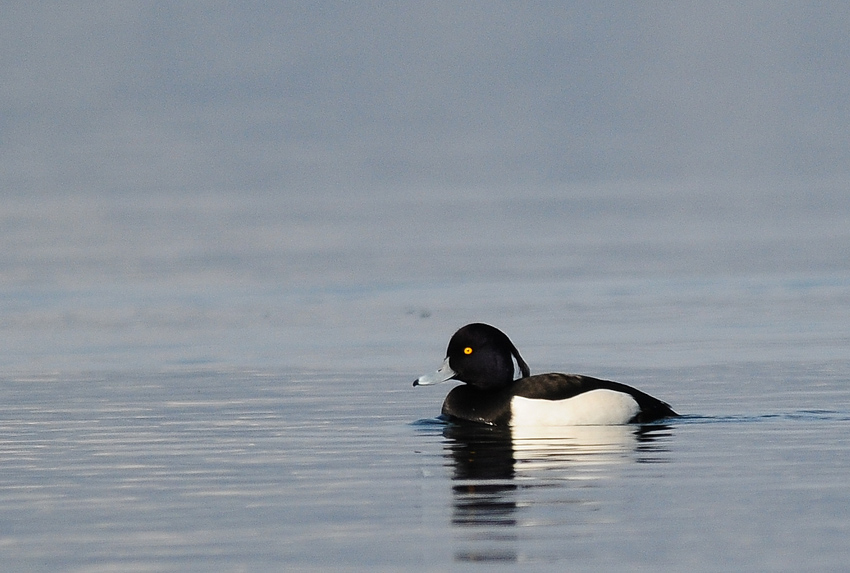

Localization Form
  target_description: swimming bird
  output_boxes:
[414,323,678,426]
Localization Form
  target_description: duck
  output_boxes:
[413,323,678,426]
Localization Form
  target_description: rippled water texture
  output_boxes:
[2,370,849,571]
[2,187,849,570]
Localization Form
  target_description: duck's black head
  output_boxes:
[414,323,530,390]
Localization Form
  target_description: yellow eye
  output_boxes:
[463,347,473,355]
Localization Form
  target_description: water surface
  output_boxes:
[2,187,849,570]
[2,365,849,571]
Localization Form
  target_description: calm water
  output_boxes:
[2,187,850,570]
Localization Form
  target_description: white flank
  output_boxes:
[510,389,640,426]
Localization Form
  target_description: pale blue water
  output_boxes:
[2,185,849,570]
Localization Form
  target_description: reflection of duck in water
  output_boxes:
[414,323,678,426]
[446,424,517,529]
[446,422,673,483]
[443,421,674,563]
[511,423,673,475]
